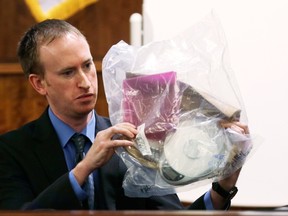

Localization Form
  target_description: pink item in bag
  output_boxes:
[122,71,179,141]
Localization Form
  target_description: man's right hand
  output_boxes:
[72,122,137,185]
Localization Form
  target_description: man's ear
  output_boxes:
[29,74,47,96]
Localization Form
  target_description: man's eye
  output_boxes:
[85,62,91,69]
[62,70,73,76]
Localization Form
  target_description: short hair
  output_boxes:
[17,19,86,78]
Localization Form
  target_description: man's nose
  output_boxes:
[78,71,91,89]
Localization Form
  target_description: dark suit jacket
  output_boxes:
[0,108,206,210]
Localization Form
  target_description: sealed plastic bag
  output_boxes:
[102,12,254,197]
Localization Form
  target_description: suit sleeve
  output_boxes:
[21,173,82,210]
[147,193,207,210]
[187,194,207,210]
[0,136,81,210]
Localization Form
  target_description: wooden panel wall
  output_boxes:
[0,0,142,134]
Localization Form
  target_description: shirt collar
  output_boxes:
[48,107,96,148]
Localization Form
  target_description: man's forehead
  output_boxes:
[40,32,84,45]
[39,33,91,70]
[40,33,87,53]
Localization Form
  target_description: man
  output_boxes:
[0,19,249,210]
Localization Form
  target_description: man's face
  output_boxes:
[37,33,98,120]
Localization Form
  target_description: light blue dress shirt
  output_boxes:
[204,190,214,209]
[48,107,96,201]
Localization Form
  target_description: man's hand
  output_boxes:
[210,120,249,209]
[72,122,137,185]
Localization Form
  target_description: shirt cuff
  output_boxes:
[204,189,231,210]
[69,171,87,201]
[204,190,214,210]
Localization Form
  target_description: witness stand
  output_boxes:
[0,210,288,216]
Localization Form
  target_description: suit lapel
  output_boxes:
[32,109,68,183]
[94,114,117,210]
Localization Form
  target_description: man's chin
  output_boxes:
[76,105,95,116]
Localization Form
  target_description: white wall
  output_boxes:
[142,0,288,207]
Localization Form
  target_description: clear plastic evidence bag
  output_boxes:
[102,13,255,197]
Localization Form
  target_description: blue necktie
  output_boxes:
[71,133,94,209]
